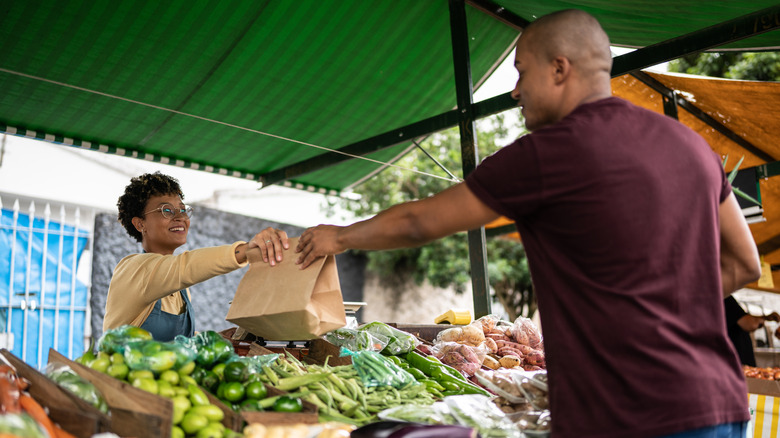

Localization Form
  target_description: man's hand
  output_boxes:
[295,225,345,269]
[737,314,766,332]
[765,312,780,323]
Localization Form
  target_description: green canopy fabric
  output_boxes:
[0,1,778,194]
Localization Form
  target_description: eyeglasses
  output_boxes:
[143,203,194,219]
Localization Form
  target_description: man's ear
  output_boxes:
[131,217,144,233]
[551,56,571,85]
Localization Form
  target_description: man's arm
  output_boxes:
[720,192,761,297]
[296,182,500,268]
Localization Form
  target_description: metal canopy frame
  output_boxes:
[261,3,780,317]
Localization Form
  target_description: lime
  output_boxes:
[110,352,125,365]
[171,426,185,438]
[180,412,209,435]
[132,377,158,395]
[221,381,245,403]
[172,396,191,425]
[178,360,196,376]
[222,361,248,383]
[272,396,303,413]
[148,351,178,373]
[128,369,155,382]
[106,363,129,380]
[244,381,267,400]
[159,370,180,386]
[210,362,226,380]
[196,423,224,438]
[189,405,224,422]
[89,357,111,374]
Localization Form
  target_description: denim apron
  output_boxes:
[140,289,195,342]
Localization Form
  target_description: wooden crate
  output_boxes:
[48,349,173,438]
[0,349,111,438]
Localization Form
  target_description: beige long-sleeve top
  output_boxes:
[103,241,247,331]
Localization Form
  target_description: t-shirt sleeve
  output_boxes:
[724,295,747,327]
[465,137,543,219]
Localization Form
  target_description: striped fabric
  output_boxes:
[749,393,780,438]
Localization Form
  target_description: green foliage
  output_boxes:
[327,114,535,317]
[668,52,780,81]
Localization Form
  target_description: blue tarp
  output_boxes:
[0,207,88,369]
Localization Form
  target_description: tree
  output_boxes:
[327,113,536,320]
[668,52,780,81]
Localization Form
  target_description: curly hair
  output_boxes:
[117,172,185,242]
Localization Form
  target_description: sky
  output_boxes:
[0,47,665,229]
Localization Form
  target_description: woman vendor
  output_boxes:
[103,171,289,341]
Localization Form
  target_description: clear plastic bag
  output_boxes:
[435,322,486,347]
[431,341,488,377]
[444,394,522,438]
[474,369,525,403]
[358,322,420,355]
[518,372,549,410]
[96,325,153,355]
[46,362,109,414]
[174,330,235,368]
[510,317,543,349]
[340,347,417,389]
[122,339,197,373]
[325,327,389,352]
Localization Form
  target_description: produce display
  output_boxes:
[14,315,552,437]
[0,362,77,438]
[743,365,780,380]
[428,315,546,376]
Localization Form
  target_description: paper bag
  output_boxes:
[226,237,346,340]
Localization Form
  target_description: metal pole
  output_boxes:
[449,0,491,318]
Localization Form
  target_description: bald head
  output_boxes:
[520,9,612,79]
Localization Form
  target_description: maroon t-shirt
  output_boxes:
[466,97,749,438]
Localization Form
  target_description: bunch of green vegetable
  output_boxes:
[404,351,492,397]
[255,352,437,426]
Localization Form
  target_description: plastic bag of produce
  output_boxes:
[358,321,420,355]
[510,317,543,349]
[325,327,390,352]
[96,324,153,355]
[378,402,457,424]
[444,394,522,438]
[0,413,50,438]
[122,338,198,373]
[175,330,235,368]
[341,347,417,389]
[431,341,488,377]
[45,362,109,414]
[436,322,486,347]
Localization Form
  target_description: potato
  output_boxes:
[499,355,523,369]
[483,355,501,370]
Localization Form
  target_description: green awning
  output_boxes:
[0,1,778,194]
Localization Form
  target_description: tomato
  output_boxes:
[243,381,267,400]
[272,396,303,413]
[221,382,245,403]
[222,361,248,383]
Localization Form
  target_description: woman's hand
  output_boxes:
[247,228,290,266]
